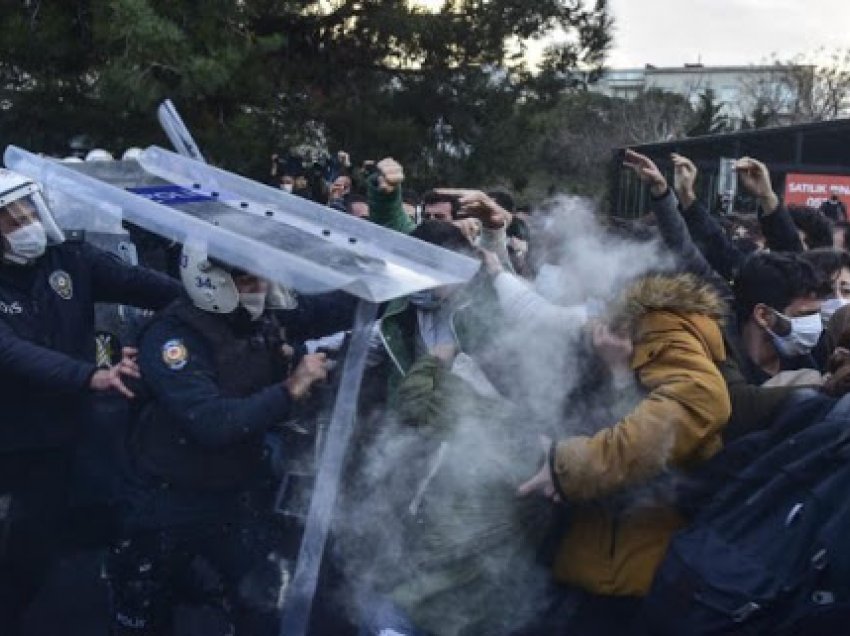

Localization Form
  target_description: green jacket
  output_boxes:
[383,356,551,636]
[367,173,415,235]
[377,278,501,402]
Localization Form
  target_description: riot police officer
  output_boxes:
[108,246,329,635]
[0,168,182,633]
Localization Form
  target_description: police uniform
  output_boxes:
[0,239,181,632]
[109,296,296,635]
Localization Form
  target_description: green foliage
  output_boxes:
[0,0,612,184]
[687,89,730,137]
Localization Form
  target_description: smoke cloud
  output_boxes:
[329,194,679,635]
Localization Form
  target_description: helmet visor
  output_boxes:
[0,190,64,244]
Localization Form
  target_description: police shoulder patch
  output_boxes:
[48,270,73,300]
[161,339,189,370]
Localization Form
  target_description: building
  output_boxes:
[591,64,813,130]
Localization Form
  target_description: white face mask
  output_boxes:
[281,183,294,193]
[821,298,850,326]
[768,311,823,357]
[4,221,46,261]
[239,292,266,320]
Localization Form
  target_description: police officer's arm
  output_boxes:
[0,319,96,391]
[139,323,326,447]
[85,243,182,309]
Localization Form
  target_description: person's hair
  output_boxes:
[789,208,834,249]
[726,213,764,242]
[402,191,420,206]
[732,237,760,255]
[733,252,824,324]
[506,216,531,242]
[411,220,474,256]
[603,216,660,243]
[346,193,369,211]
[802,248,850,286]
[421,190,460,217]
[486,190,515,213]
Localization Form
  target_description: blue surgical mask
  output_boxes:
[4,221,46,261]
[768,311,823,357]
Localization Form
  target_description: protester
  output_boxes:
[518,272,731,632]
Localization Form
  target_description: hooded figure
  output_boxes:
[550,273,732,597]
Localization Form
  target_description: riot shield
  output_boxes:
[3,144,479,635]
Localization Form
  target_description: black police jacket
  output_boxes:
[130,298,294,492]
[0,241,182,452]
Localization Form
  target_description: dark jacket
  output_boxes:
[129,299,293,499]
[0,241,181,452]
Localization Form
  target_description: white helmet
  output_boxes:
[85,148,114,162]
[61,156,84,163]
[121,147,143,161]
[0,168,65,245]
[179,246,239,314]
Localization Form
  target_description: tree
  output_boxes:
[0,0,613,184]
[687,89,730,137]
[739,51,850,126]
[618,88,693,144]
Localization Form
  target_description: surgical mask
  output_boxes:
[281,183,293,193]
[821,298,850,326]
[239,292,266,321]
[768,311,823,357]
[4,221,46,260]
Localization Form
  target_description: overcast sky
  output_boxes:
[606,0,850,68]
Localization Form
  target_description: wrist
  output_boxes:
[284,377,311,401]
[759,192,780,214]
[677,189,696,209]
[650,181,668,198]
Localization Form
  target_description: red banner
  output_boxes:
[784,173,850,208]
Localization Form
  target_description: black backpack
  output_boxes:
[644,392,850,636]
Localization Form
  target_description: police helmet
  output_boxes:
[179,246,240,314]
[0,169,65,245]
[121,147,143,161]
[85,148,114,162]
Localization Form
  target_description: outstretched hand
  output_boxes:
[670,153,698,208]
[376,158,404,193]
[623,150,667,197]
[735,157,779,213]
[89,347,141,399]
[434,189,511,228]
[517,435,559,502]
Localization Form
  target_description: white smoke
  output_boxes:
[330,194,679,635]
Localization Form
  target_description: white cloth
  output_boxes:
[493,271,588,330]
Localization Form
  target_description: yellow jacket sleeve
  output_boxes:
[553,315,731,502]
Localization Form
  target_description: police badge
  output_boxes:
[48,270,73,300]
[162,339,189,370]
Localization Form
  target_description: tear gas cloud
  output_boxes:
[330,194,678,635]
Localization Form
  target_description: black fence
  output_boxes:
[611,118,850,218]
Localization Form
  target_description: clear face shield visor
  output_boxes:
[0,185,65,245]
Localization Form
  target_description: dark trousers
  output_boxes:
[107,517,287,635]
[0,449,76,635]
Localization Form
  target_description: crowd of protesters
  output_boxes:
[2,134,850,636]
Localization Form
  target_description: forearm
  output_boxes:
[367,174,414,235]
[480,225,515,273]
[0,333,96,392]
[176,385,294,447]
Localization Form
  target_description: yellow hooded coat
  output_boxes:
[552,274,732,596]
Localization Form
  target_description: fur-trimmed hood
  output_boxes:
[610,273,727,333]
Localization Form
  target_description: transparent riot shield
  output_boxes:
[4,144,480,635]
